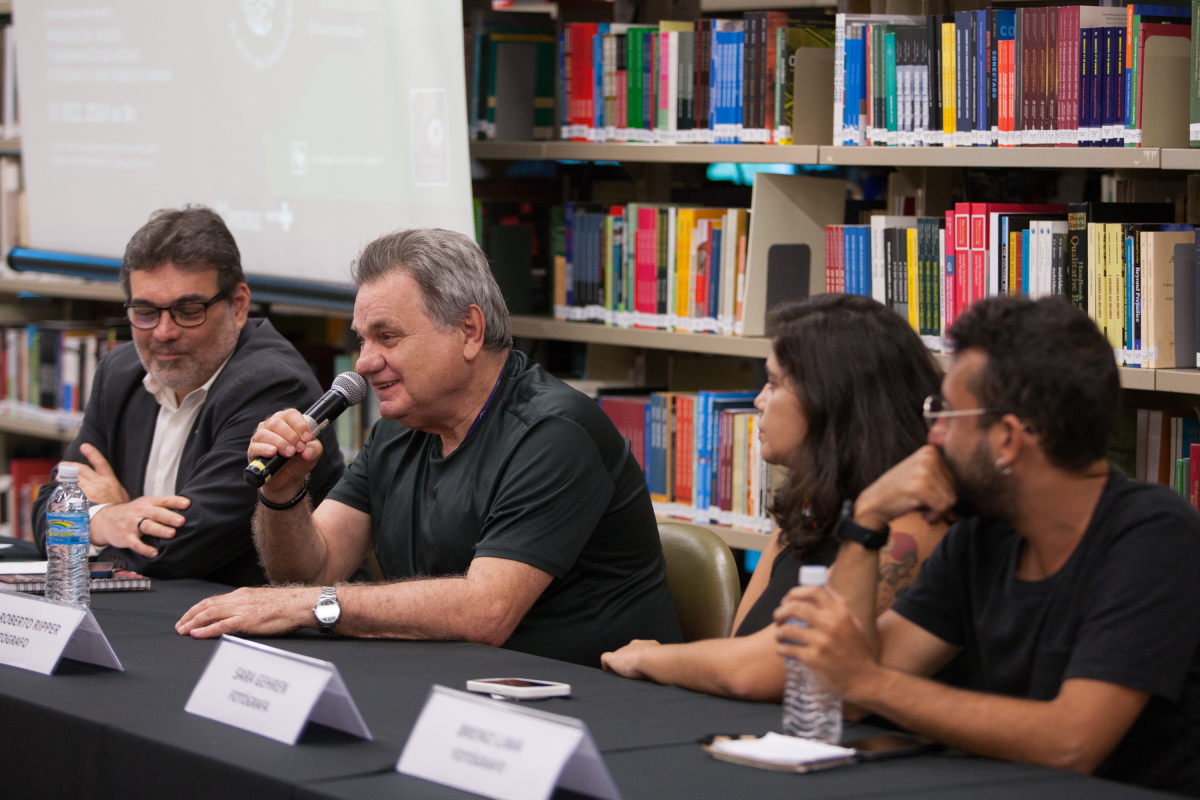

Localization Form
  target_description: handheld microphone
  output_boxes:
[244,371,369,488]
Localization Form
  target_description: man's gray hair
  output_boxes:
[350,228,512,352]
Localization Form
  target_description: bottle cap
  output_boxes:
[798,565,829,587]
[57,464,80,481]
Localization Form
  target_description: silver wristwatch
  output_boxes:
[313,586,340,634]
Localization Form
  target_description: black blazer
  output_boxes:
[32,318,345,587]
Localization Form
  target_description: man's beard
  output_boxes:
[136,319,239,391]
[942,436,1017,523]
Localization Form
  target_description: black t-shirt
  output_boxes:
[326,349,683,667]
[734,541,836,637]
[892,469,1200,796]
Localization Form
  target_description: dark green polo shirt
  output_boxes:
[326,349,683,666]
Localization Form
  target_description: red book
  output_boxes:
[673,395,695,505]
[954,203,971,314]
[567,24,598,141]
[825,227,835,294]
[1058,6,1081,147]
[600,397,651,472]
[634,207,659,322]
[718,409,735,512]
[10,457,59,541]
[945,209,958,326]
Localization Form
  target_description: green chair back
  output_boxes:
[657,521,743,642]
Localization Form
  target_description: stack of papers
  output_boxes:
[708,732,857,773]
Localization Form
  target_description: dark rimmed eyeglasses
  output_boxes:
[922,394,1008,430]
[124,292,226,330]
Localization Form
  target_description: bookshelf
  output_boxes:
[472,141,1171,171]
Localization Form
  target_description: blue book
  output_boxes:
[976,10,988,146]
[847,227,859,295]
[711,21,745,143]
[1182,418,1200,460]
[1111,25,1125,147]
[955,12,973,140]
[1021,230,1031,295]
[564,204,575,306]
[1080,29,1092,147]
[1126,233,1136,359]
[846,31,863,143]
[644,400,653,490]
[593,26,607,134]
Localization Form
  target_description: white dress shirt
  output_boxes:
[141,352,234,498]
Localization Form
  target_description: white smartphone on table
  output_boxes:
[465,678,571,700]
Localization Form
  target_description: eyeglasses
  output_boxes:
[922,394,1008,430]
[124,292,226,330]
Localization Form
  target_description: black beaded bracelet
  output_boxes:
[258,476,310,511]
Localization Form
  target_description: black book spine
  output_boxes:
[929,16,942,143]
[987,9,999,144]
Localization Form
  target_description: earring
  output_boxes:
[994,458,1012,476]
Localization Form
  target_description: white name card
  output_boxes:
[397,685,621,800]
[184,634,372,745]
[0,588,123,675]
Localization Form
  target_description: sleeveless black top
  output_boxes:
[733,540,837,636]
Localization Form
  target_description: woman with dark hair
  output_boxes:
[601,294,947,701]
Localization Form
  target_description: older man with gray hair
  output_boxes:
[176,228,683,666]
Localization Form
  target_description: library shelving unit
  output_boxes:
[471,134,1200,548]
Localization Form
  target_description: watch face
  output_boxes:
[315,598,339,625]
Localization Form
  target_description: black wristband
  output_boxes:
[835,499,890,550]
[257,476,310,511]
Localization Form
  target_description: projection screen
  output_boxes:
[16,0,474,287]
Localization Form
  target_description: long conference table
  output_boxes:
[0,561,1178,799]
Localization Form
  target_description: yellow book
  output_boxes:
[1087,222,1099,325]
[907,227,919,331]
[675,209,694,319]
[1008,231,1020,295]
[941,23,956,142]
[1106,224,1123,352]
[676,208,726,321]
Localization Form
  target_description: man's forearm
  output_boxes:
[850,666,1124,773]
[253,502,332,585]
[334,574,531,646]
[830,541,881,658]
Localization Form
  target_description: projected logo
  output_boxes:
[410,88,449,187]
[290,142,309,175]
[229,0,294,70]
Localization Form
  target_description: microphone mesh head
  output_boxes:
[332,372,368,406]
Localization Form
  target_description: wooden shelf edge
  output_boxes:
[820,146,1162,169]
[510,316,772,357]
[470,141,820,164]
[657,516,772,551]
[1152,369,1200,396]
[0,274,124,302]
[0,411,80,442]
[1160,149,1200,171]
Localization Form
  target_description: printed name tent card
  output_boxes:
[184,634,372,745]
[397,685,622,800]
[0,588,123,675]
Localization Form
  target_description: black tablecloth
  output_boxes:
[0,578,1178,800]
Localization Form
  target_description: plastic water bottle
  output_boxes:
[781,565,842,743]
[45,464,90,607]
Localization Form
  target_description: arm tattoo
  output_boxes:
[875,531,919,614]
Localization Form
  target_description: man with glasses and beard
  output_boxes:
[774,296,1200,796]
[32,206,344,586]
